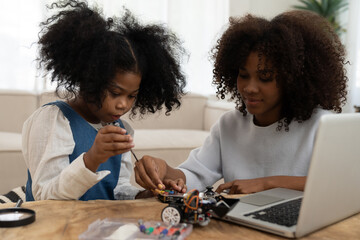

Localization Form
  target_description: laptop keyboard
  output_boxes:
[244,198,302,227]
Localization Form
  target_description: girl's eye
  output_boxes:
[258,71,274,82]
[128,94,137,99]
[110,92,121,97]
[238,73,249,79]
[259,77,273,82]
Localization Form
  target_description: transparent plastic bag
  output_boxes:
[78,218,193,240]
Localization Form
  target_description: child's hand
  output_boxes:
[134,155,168,190]
[216,176,306,194]
[215,177,268,194]
[163,178,187,193]
[84,125,134,172]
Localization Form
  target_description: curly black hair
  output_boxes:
[211,10,348,130]
[38,0,186,116]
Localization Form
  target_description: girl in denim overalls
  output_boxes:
[23,0,186,201]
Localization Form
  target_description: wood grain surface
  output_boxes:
[0,198,359,240]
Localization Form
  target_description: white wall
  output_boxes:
[1,0,356,108]
[344,0,360,112]
[229,0,298,18]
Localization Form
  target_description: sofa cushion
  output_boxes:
[204,100,235,131]
[0,132,22,151]
[0,186,26,203]
[122,93,209,130]
[0,90,38,133]
[0,132,27,194]
[134,129,209,150]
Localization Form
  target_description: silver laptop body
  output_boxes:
[222,113,360,238]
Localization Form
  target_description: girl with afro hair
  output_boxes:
[22,0,186,201]
[134,10,348,194]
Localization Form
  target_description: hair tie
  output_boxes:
[106,18,113,29]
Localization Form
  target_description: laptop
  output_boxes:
[217,113,360,238]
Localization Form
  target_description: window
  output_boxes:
[345,0,360,111]
[0,0,229,96]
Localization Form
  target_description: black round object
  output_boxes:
[0,207,36,227]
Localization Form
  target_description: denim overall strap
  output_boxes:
[26,101,123,201]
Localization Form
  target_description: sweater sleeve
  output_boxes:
[22,105,109,200]
[178,121,223,191]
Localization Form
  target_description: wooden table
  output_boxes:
[1,198,359,239]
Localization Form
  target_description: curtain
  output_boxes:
[0,0,229,96]
[4,0,356,103]
[344,0,360,112]
[0,0,43,91]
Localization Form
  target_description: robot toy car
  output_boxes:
[158,187,239,226]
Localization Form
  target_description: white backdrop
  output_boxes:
[0,0,358,111]
[0,0,229,96]
[344,0,360,112]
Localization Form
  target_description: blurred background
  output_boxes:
[0,0,358,112]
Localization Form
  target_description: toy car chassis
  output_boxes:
[158,187,239,226]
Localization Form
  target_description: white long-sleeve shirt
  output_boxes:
[178,108,331,191]
[22,104,140,200]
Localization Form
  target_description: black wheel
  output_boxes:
[161,206,182,224]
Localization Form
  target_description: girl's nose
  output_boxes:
[243,79,259,93]
[116,96,129,109]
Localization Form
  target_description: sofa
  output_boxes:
[0,90,235,194]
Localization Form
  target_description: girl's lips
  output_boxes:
[112,115,121,120]
[245,98,262,106]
